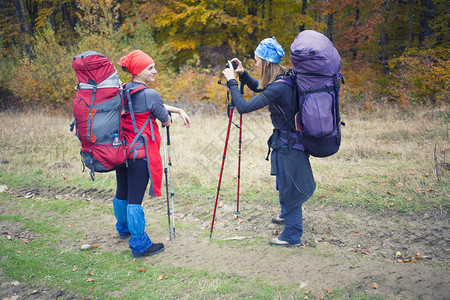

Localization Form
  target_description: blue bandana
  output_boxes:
[254,37,285,63]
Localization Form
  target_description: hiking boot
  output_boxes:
[132,243,165,258]
[271,214,285,224]
[119,233,131,239]
[269,237,301,247]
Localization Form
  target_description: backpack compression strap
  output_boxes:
[76,72,121,90]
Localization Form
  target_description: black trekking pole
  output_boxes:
[236,75,245,215]
[166,124,176,238]
[236,113,242,214]
[162,123,172,240]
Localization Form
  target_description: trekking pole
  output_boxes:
[210,100,235,239]
[162,124,172,241]
[236,74,245,214]
[210,78,245,238]
[236,113,242,215]
[166,124,176,238]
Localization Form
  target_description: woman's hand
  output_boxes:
[163,104,191,129]
[162,115,171,127]
[222,66,235,81]
[231,58,244,74]
[178,109,191,128]
[222,58,244,82]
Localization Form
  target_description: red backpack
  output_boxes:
[70,51,128,179]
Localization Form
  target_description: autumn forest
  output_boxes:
[1,0,448,110]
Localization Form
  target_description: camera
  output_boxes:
[226,61,238,70]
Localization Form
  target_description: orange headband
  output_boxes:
[117,50,154,77]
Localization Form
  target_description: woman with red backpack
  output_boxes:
[113,50,190,258]
[222,37,316,247]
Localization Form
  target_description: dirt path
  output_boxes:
[1,186,449,299]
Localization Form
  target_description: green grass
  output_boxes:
[0,193,308,299]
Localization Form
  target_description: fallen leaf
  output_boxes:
[416,252,423,259]
[325,288,333,294]
[22,239,30,244]
[67,224,72,228]
[237,219,243,225]
[372,282,379,289]
[354,231,360,235]
[157,274,164,281]
[427,189,433,193]
[37,271,41,274]
[305,290,310,294]
[403,259,411,263]
[355,188,360,194]
[17,250,23,254]
[387,191,393,195]
[319,195,326,198]
[72,268,77,272]
[323,242,328,246]
[86,278,96,282]
[138,269,146,272]
[32,290,38,294]
[92,244,100,248]
[89,288,94,292]
[387,151,391,154]
[382,241,388,248]
[396,251,402,258]
[320,204,325,208]
[304,297,308,300]
[407,196,413,201]
[87,272,94,276]
[362,249,371,255]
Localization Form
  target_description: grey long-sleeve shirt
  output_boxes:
[123,82,169,124]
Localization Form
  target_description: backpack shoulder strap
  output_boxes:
[272,71,298,132]
[123,83,150,133]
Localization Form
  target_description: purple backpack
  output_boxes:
[286,30,344,157]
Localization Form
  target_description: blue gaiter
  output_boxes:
[127,204,153,253]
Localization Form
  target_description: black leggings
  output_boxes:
[115,159,149,205]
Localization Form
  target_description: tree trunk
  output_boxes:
[299,0,307,32]
[13,0,29,33]
[326,13,333,41]
[419,0,436,45]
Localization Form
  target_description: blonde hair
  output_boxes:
[258,61,288,90]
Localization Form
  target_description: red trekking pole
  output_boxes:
[210,77,244,239]
[210,103,236,239]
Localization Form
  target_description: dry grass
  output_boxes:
[0,105,448,212]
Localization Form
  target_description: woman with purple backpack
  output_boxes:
[222,37,316,247]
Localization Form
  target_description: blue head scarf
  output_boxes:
[254,37,285,63]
